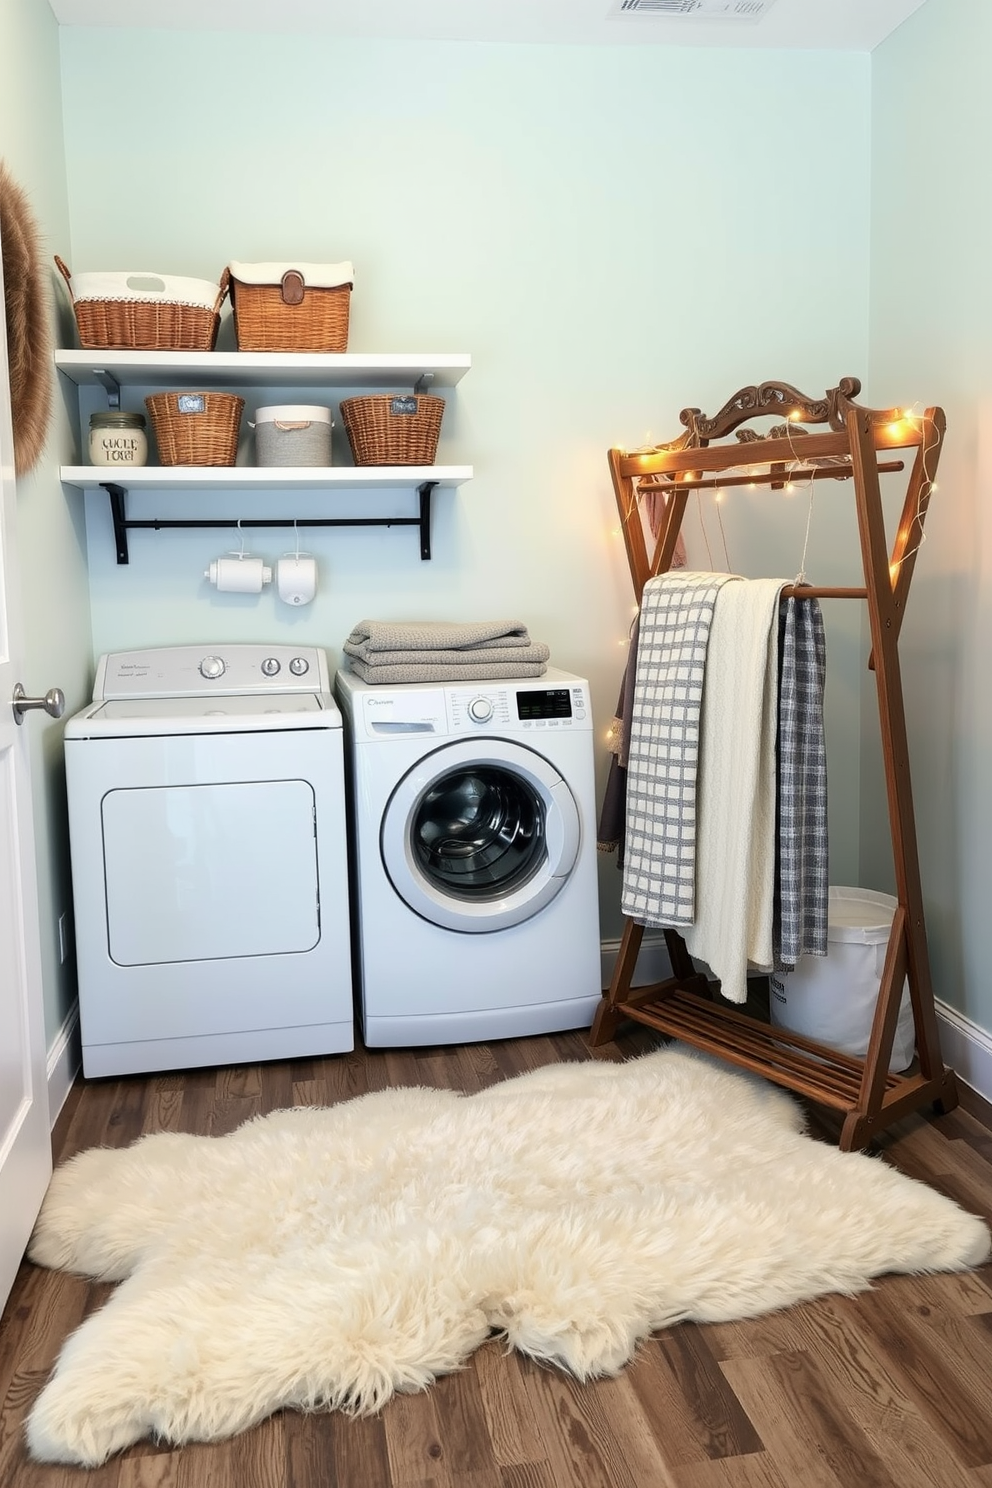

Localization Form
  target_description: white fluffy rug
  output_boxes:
[27,1046,990,1466]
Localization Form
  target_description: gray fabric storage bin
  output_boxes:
[252,404,332,467]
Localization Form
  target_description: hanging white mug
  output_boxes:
[277,554,317,606]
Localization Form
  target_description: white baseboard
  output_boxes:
[42,980,992,1125]
[934,1000,992,1107]
[46,1002,81,1129]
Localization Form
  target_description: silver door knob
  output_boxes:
[12,683,65,725]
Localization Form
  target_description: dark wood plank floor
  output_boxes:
[3,1023,992,1487]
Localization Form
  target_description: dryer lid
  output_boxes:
[63,693,339,739]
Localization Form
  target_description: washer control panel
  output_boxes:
[448,680,589,732]
[94,645,329,700]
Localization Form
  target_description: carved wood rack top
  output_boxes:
[610,377,943,614]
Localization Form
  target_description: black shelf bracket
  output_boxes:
[105,483,130,564]
[94,370,122,409]
[100,480,439,565]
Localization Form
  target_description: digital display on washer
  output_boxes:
[515,688,572,721]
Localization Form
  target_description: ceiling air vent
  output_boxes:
[611,0,778,20]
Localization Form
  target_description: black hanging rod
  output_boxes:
[102,481,437,565]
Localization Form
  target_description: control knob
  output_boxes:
[467,695,493,724]
[199,655,225,679]
[289,656,310,676]
[261,657,281,677]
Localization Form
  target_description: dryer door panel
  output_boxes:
[102,780,319,965]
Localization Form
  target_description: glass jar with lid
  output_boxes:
[89,410,148,467]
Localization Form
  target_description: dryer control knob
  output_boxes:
[261,657,281,677]
[199,655,226,679]
[468,696,493,723]
[289,656,310,676]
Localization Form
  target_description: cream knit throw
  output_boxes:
[681,578,787,1003]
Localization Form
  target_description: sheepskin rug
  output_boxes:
[27,1046,990,1467]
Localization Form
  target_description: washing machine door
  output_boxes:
[380,739,581,932]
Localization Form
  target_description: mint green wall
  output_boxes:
[870,0,992,1025]
[58,31,872,942]
[0,0,91,1047]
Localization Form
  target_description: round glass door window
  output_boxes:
[411,764,545,900]
[380,740,581,933]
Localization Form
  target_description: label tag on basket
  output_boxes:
[390,396,417,416]
[177,394,206,414]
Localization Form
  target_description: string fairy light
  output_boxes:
[616,395,938,594]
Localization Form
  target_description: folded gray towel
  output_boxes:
[346,658,548,685]
[345,619,534,653]
[344,641,551,668]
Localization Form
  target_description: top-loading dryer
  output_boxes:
[64,644,353,1078]
[335,665,602,1047]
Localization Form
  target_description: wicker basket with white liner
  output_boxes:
[55,257,229,351]
[250,405,332,467]
[340,392,444,465]
[228,261,353,352]
[144,392,244,467]
[769,886,916,1072]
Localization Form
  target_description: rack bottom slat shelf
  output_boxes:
[589,956,958,1152]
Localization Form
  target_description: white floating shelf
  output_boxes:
[54,350,472,392]
[61,465,472,492]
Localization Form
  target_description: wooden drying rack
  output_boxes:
[588,377,958,1150]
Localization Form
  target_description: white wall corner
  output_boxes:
[600,932,673,991]
[46,1001,81,1129]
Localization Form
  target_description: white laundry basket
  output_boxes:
[769,886,916,1072]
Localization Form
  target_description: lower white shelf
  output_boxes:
[61,465,473,565]
[60,464,473,492]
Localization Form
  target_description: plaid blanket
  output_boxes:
[621,572,739,926]
[775,595,829,966]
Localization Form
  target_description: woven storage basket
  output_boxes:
[55,257,229,352]
[340,393,444,465]
[145,392,244,467]
[229,262,353,352]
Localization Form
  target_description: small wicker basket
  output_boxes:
[55,257,229,352]
[145,392,244,467]
[229,263,353,353]
[340,393,444,466]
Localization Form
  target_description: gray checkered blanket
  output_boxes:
[775,594,829,966]
[621,572,740,926]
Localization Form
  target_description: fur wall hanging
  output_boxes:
[0,160,53,476]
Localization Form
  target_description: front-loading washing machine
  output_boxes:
[64,644,354,1077]
[335,665,602,1046]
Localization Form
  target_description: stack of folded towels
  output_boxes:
[342,619,551,684]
